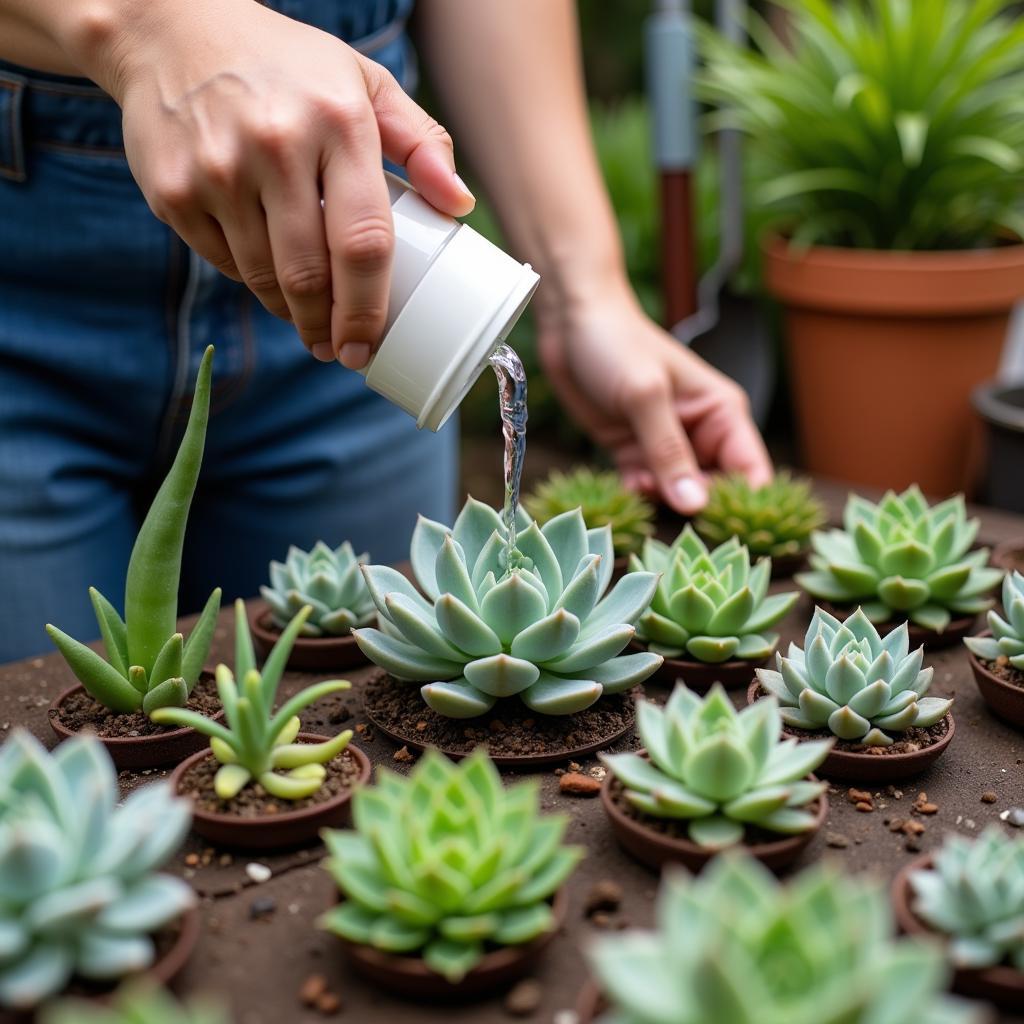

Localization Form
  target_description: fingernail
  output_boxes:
[453,173,475,202]
[671,476,708,514]
[312,342,335,362]
[339,342,371,369]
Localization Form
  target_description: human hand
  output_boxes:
[104,0,474,367]
[536,283,773,514]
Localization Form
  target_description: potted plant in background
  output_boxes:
[964,570,1024,728]
[752,607,954,782]
[695,471,826,577]
[253,540,376,670]
[353,498,662,766]
[600,684,830,871]
[319,748,581,999]
[157,601,371,849]
[45,346,222,769]
[797,487,1001,646]
[628,526,798,690]
[42,982,229,1024]
[0,732,196,1012]
[893,826,1024,1008]
[699,0,1024,496]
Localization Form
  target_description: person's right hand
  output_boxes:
[103,0,475,367]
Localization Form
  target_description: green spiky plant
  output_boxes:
[628,526,798,663]
[602,684,831,849]
[352,497,662,718]
[152,601,353,801]
[965,570,1024,668]
[695,472,826,560]
[589,853,980,1024]
[319,748,582,983]
[910,826,1024,973]
[797,487,1001,633]
[42,983,229,1024]
[756,606,952,747]
[0,731,193,1010]
[261,540,375,637]
[45,347,220,718]
[524,467,655,558]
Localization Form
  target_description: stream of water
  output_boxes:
[489,343,528,573]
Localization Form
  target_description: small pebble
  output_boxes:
[184,853,200,867]
[981,791,998,804]
[585,880,623,916]
[393,746,414,763]
[559,772,601,797]
[847,788,873,805]
[504,979,542,1017]
[906,837,922,853]
[246,862,272,884]
[1003,807,1024,827]
[300,974,327,1006]
[854,801,874,813]
[917,803,939,815]
[249,896,276,920]
[316,991,341,1015]
[825,832,850,848]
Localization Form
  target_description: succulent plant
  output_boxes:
[756,606,952,747]
[589,852,978,1024]
[0,731,193,1010]
[352,497,662,717]
[42,982,230,1024]
[965,570,1024,668]
[524,466,655,558]
[319,748,582,982]
[628,526,798,663]
[910,826,1024,973]
[602,684,830,849]
[45,346,221,718]
[695,471,826,559]
[797,487,1001,633]
[261,540,375,637]
[152,601,352,801]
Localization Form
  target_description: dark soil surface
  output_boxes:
[179,749,362,818]
[53,674,220,738]
[982,658,1024,691]
[784,718,949,756]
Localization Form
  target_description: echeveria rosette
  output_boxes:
[42,982,229,1024]
[628,526,798,663]
[757,607,951,747]
[261,540,375,637]
[797,486,1001,633]
[0,732,193,1010]
[910,827,1024,974]
[352,497,662,718]
[319,748,582,983]
[602,684,830,849]
[965,570,1024,668]
[588,853,976,1024]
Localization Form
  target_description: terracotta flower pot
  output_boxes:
[966,632,1024,730]
[335,887,568,1001]
[763,234,1024,495]
[746,681,955,782]
[816,600,976,651]
[248,602,369,672]
[631,639,769,692]
[893,854,1024,1009]
[48,677,224,770]
[600,764,827,873]
[169,735,372,849]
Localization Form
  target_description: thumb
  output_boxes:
[362,61,476,217]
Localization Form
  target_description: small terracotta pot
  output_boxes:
[991,539,1024,575]
[816,601,976,651]
[600,761,827,872]
[746,681,955,782]
[893,854,1024,1009]
[966,633,1024,730]
[335,887,568,1000]
[48,677,224,770]
[169,734,372,849]
[248,602,369,672]
[631,639,768,692]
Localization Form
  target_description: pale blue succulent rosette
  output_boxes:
[353,497,663,717]
[964,570,1024,668]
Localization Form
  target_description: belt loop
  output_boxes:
[0,69,26,183]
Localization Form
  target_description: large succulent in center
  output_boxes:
[353,498,662,717]
[965,570,1024,668]
[797,487,1001,633]
[629,527,798,662]
[756,607,951,746]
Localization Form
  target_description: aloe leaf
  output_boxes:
[148,633,183,689]
[141,677,188,715]
[88,587,128,678]
[45,625,142,712]
[271,730,352,768]
[180,587,222,692]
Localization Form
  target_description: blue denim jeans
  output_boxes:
[0,0,458,663]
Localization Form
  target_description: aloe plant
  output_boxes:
[152,601,352,801]
[0,732,193,1010]
[965,570,1024,667]
[319,748,582,982]
[353,497,662,717]
[45,347,220,718]
[797,487,1001,633]
[42,983,229,1024]
[602,684,830,849]
[629,526,798,663]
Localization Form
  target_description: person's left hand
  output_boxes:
[536,282,773,515]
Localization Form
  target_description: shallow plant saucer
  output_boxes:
[816,600,976,651]
[248,602,369,672]
[630,639,767,692]
[965,632,1024,730]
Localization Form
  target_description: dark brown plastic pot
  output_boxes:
[169,734,371,849]
[600,761,827,872]
[48,676,224,770]
[817,601,976,651]
[746,681,955,782]
[991,538,1024,575]
[335,887,568,1001]
[966,632,1024,730]
[248,602,369,672]
[632,639,769,692]
[893,854,1024,1009]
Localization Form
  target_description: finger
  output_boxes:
[165,212,243,283]
[716,414,774,488]
[217,202,291,320]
